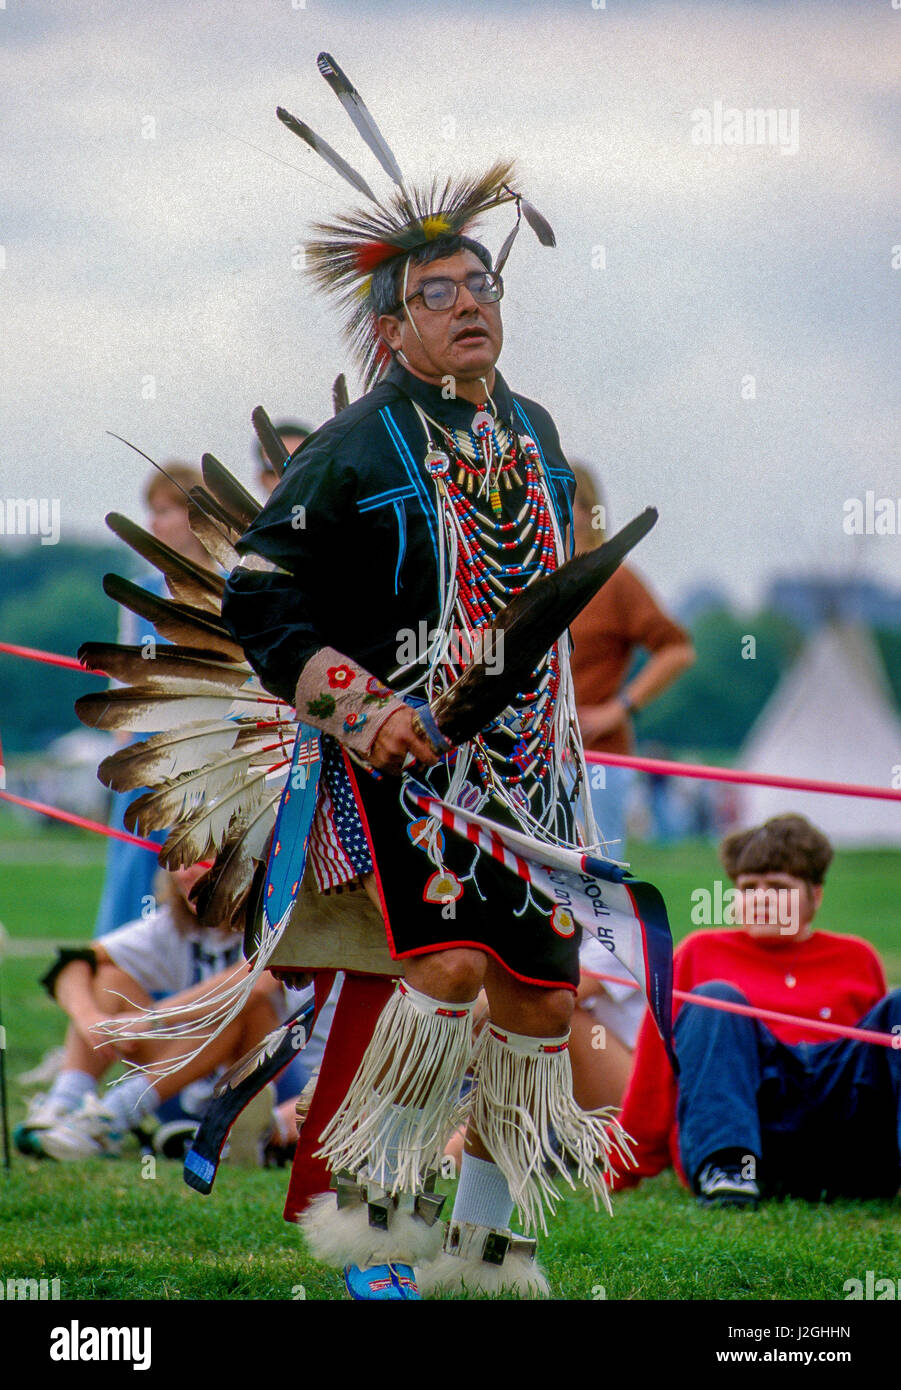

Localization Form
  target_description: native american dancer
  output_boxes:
[219,56,676,1300]
[75,55,676,1301]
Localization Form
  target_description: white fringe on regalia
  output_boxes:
[467,1024,636,1236]
[314,980,475,1192]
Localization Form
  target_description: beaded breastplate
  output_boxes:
[389,397,592,884]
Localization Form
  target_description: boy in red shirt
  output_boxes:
[617,814,900,1207]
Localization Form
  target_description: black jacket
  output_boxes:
[222,361,575,703]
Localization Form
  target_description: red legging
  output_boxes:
[283,970,394,1221]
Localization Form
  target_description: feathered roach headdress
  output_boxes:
[277,52,556,385]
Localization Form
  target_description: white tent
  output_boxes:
[737,622,901,846]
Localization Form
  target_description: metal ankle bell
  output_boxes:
[445,1219,537,1266]
[332,1169,446,1230]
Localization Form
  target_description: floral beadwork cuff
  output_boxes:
[293,646,408,757]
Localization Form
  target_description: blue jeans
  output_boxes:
[675,981,901,1199]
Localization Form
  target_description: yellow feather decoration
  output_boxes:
[422,214,451,240]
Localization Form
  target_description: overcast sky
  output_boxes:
[1,0,898,612]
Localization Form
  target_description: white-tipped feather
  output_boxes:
[156,765,286,867]
[190,795,278,926]
[124,749,255,835]
[82,422,305,1071]
[78,691,240,733]
[98,722,241,790]
[316,52,406,187]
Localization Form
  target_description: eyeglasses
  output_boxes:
[391,270,504,314]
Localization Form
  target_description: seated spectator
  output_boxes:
[16,865,293,1161]
[615,813,899,1207]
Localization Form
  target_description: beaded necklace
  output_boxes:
[392,397,590,855]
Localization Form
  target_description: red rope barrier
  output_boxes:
[0,641,88,673]
[0,789,161,851]
[4,638,900,806]
[588,970,899,1049]
[585,749,901,804]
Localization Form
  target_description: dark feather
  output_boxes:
[188,487,240,539]
[493,213,522,275]
[100,574,246,661]
[78,642,251,689]
[200,455,261,533]
[430,509,658,746]
[251,407,289,472]
[276,106,378,202]
[187,498,242,570]
[332,373,350,415]
[104,513,223,612]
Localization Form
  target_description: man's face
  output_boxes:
[377,249,503,384]
[734,871,821,943]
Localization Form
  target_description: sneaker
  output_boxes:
[13,1092,77,1156]
[153,1118,198,1160]
[17,1046,66,1088]
[29,1094,124,1161]
[344,1263,421,1301]
[696,1160,760,1209]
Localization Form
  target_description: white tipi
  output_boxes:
[737,622,901,846]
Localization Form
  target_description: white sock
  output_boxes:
[103,1075,160,1129]
[47,1069,96,1111]
[451,1152,515,1230]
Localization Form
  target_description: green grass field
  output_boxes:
[1,808,899,1301]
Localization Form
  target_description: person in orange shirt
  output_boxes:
[616,813,899,1207]
[567,464,694,1109]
